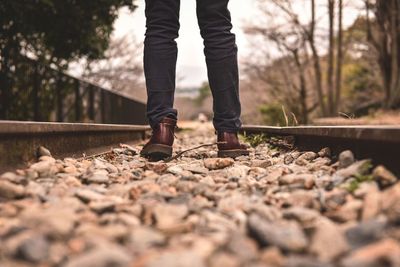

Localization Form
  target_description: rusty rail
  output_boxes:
[241,125,400,176]
[0,121,150,172]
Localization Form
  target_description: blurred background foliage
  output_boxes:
[240,0,400,125]
[0,0,137,120]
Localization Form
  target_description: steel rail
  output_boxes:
[241,125,400,175]
[0,121,150,172]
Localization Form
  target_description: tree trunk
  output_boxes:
[74,79,81,122]
[56,72,64,122]
[389,0,400,107]
[33,61,41,121]
[0,45,11,119]
[293,49,308,124]
[334,0,343,113]
[366,0,400,108]
[327,0,335,116]
[309,0,327,116]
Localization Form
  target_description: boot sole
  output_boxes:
[140,144,172,161]
[218,149,250,158]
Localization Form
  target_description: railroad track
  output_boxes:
[241,125,400,176]
[1,121,399,174]
[0,121,150,172]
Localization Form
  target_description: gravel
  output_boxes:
[0,122,399,267]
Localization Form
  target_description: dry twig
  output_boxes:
[163,142,227,162]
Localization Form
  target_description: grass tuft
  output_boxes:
[240,133,269,148]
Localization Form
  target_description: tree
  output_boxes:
[245,0,330,122]
[335,0,344,113]
[0,0,137,118]
[308,0,327,116]
[365,0,400,108]
[261,0,327,116]
[83,35,144,98]
[327,0,335,115]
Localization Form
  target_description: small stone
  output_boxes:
[318,147,331,158]
[326,199,363,222]
[284,190,318,209]
[117,213,141,226]
[129,226,166,251]
[309,217,349,261]
[145,250,205,267]
[249,167,267,177]
[75,223,128,241]
[209,252,239,267]
[308,157,332,171]
[345,216,387,249]
[167,165,192,177]
[1,172,26,184]
[338,150,355,169]
[183,236,215,258]
[48,242,68,265]
[279,174,315,189]
[25,181,46,198]
[372,165,397,187]
[153,203,189,230]
[183,165,209,174]
[248,214,308,252]
[89,201,115,213]
[146,162,168,174]
[65,176,82,187]
[283,207,320,226]
[91,159,108,169]
[40,155,56,163]
[75,189,104,203]
[226,233,258,262]
[261,168,286,183]
[37,146,52,157]
[87,171,109,184]
[341,239,400,267]
[353,181,379,198]
[284,154,295,165]
[323,188,348,210]
[218,194,251,213]
[361,186,381,221]
[333,160,371,185]
[105,162,118,173]
[225,165,251,180]
[252,159,273,168]
[16,234,49,263]
[20,206,76,238]
[204,158,234,170]
[63,165,78,174]
[0,180,25,199]
[295,152,317,165]
[315,175,334,189]
[295,158,308,166]
[260,247,285,267]
[64,245,132,267]
[30,160,54,176]
[381,183,400,223]
[285,255,332,267]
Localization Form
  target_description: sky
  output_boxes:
[112,0,363,89]
[113,0,257,88]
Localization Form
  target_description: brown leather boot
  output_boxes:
[141,117,177,160]
[217,132,249,158]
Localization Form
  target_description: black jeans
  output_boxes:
[144,0,242,132]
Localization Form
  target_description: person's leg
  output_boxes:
[144,0,180,129]
[196,0,241,132]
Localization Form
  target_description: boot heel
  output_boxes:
[141,144,173,160]
[218,149,250,158]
